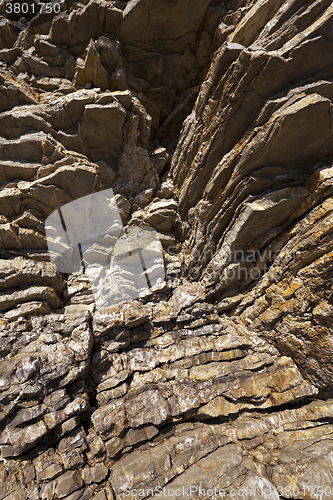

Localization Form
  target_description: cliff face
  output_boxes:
[0,1,333,499]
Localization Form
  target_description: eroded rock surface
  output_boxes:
[0,0,333,499]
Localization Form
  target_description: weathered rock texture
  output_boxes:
[0,0,333,499]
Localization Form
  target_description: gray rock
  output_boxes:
[96,36,120,75]
[0,18,20,49]
[82,462,108,484]
[79,102,127,162]
[119,0,211,55]
[4,301,51,321]
[55,470,83,499]
[0,2,333,500]
[74,40,110,91]
[0,285,61,311]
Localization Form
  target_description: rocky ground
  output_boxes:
[0,0,333,499]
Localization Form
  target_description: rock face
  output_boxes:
[0,1,333,499]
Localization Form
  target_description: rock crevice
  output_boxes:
[0,0,332,499]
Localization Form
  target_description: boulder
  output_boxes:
[119,0,211,55]
[74,40,110,91]
[55,471,83,499]
[0,2,333,500]
[96,36,120,75]
[79,102,127,161]
[0,18,20,49]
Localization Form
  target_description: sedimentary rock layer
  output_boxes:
[0,0,332,499]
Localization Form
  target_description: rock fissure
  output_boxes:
[0,0,333,499]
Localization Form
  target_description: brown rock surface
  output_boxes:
[0,1,332,499]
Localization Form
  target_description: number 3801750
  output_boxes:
[5,2,61,14]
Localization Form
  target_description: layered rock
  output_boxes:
[0,0,332,499]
